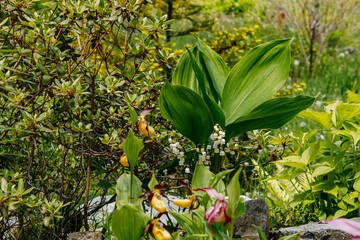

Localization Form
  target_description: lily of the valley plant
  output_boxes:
[160,37,314,145]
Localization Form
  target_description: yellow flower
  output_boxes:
[152,219,171,240]
[151,191,167,213]
[137,117,154,137]
[173,195,195,208]
[120,154,129,167]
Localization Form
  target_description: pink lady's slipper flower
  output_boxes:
[194,188,232,231]
[323,218,360,239]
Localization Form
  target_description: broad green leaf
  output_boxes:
[187,48,225,128]
[226,169,241,218]
[300,143,319,166]
[334,103,360,128]
[126,102,138,125]
[209,169,232,193]
[333,209,348,219]
[225,96,315,140]
[347,90,360,103]
[332,129,360,145]
[159,83,214,144]
[311,166,334,178]
[354,178,360,192]
[222,39,292,124]
[111,204,148,240]
[298,109,333,130]
[148,174,158,191]
[120,129,144,168]
[234,197,246,218]
[115,173,142,206]
[172,47,207,98]
[197,37,229,98]
[192,163,215,189]
[274,156,305,169]
[254,225,267,240]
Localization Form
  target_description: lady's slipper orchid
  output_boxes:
[151,191,167,213]
[119,154,129,167]
[151,219,172,240]
[137,107,156,137]
[143,219,172,240]
[173,195,197,208]
[194,188,232,229]
[139,183,169,213]
[323,218,360,239]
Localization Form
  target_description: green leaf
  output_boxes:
[222,39,292,124]
[187,48,225,128]
[120,129,144,168]
[333,209,348,219]
[278,233,303,240]
[97,180,113,189]
[300,143,319,166]
[126,102,138,125]
[254,225,267,240]
[274,156,305,169]
[334,103,360,128]
[196,37,229,98]
[311,166,334,178]
[192,163,215,189]
[111,204,148,240]
[225,96,315,140]
[172,47,203,97]
[354,178,360,192]
[159,83,214,144]
[234,197,246,219]
[115,173,142,205]
[347,90,360,103]
[226,169,241,218]
[37,63,48,74]
[298,109,333,130]
[170,208,208,238]
[148,174,158,191]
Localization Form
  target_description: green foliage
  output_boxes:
[264,91,360,220]
[111,203,149,240]
[160,37,314,149]
[0,0,169,237]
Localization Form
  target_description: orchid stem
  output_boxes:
[130,169,133,203]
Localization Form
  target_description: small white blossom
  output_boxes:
[185,167,190,174]
[220,151,225,156]
[299,121,306,127]
[294,60,300,66]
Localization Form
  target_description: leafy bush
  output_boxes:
[0,0,171,237]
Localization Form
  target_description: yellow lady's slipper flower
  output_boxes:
[137,117,154,137]
[120,154,129,167]
[152,220,171,240]
[151,192,166,213]
[173,195,195,208]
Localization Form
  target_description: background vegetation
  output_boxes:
[0,0,359,239]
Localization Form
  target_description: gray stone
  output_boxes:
[269,220,360,240]
[233,199,269,240]
[67,231,103,240]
